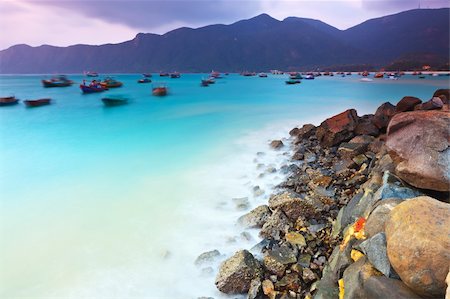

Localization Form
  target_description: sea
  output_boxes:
[0,73,448,299]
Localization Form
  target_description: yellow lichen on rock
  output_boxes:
[338,278,345,299]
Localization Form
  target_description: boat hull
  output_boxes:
[102,98,128,106]
[24,99,51,107]
[80,85,107,93]
[42,80,72,88]
[152,87,167,96]
[0,97,19,106]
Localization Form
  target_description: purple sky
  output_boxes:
[0,0,448,50]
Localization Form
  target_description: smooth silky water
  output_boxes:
[0,74,448,298]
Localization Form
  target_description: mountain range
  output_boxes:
[0,8,448,73]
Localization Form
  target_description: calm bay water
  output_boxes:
[0,74,448,298]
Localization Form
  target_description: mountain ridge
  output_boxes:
[0,8,448,73]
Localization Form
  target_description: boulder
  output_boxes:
[260,209,292,240]
[373,102,396,131]
[316,109,359,147]
[238,205,271,228]
[270,140,284,149]
[268,192,317,222]
[294,124,316,141]
[433,89,449,104]
[342,256,383,299]
[395,96,422,112]
[386,110,450,191]
[359,232,392,277]
[355,114,380,136]
[418,97,444,110]
[365,198,404,238]
[195,250,221,266]
[248,278,263,299]
[215,250,262,294]
[385,196,450,297]
[338,142,368,159]
[363,276,422,299]
[263,243,298,277]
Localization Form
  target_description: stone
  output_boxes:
[263,243,298,277]
[359,232,392,277]
[316,109,359,147]
[338,142,368,159]
[268,192,317,222]
[395,96,422,112]
[270,140,284,149]
[295,124,316,140]
[253,186,265,197]
[352,154,368,166]
[302,268,317,283]
[373,171,423,202]
[349,134,375,145]
[386,110,450,191]
[419,97,444,110]
[248,278,263,299]
[433,89,449,104]
[260,209,292,240]
[355,114,380,136]
[304,152,317,163]
[195,250,221,266]
[363,276,422,299]
[373,102,396,131]
[238,205,272,228]
[275,273,301,291]
[262,279,275,295]
[365,198,404,238]
[342,256,382,299]
[289,127,300,136]
[285,231,306,247]
[232,197,250,210]
[215,250,262,294]
[385,196,450,297]
[297,254,312,268]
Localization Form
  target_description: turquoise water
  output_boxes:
[0,74,448,298]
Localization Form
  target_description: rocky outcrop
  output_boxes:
[386,110,450,191]
[433,89,449,104]
[355,114,380,136]
[416,97,444,110]
[373,102,396,131]
[238,205,271,228]
[316,109,359,147]
[270,140,284,149]
[395,96,422,112]
[385,196,450,297]
[215,250,262,293]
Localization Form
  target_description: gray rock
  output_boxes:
[263,243,298,277]
[195,250,221,266]
[305,152,317,163]
[215,250,262,294]
[232,197,250,210]
[250,239,270,255]
[270,140,284,149]
[363,276,422,298]
[247,278,263,299]
[260,209,292,240]
[238,205,272,229]
[253,186,265,197]
[365,198,404,238]
[359,232,392,277]
[269,192,317,222]
[374,171,423,201]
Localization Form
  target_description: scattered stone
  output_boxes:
[363,276,422,299]
[433,88,449,104]
[248,278,263,299]
[373,102,396,131]
[395,96,422,112]
[264,243,298,277]
[266,166,277,173]
[304,152,317,163]
[418,97,444,110]
[270,140,284,149]
[359,232,392,277]
[385,196,450,297]
[195,250,221,266]
[269,192,317,222]
[238,205,272,228]
[297,254,312,268]
[342,256,382,299]
[386,110,450,191]
[260,209,292,240]
[275,273,301,291]
[215,250,262,294]
[316,109,359,147]
[364,198,404,238]
[285,231,306,247]
[232,197,250,210]
[355,114,380,136]
[253,186,265,197]
[338,142,368,159]
[352,154,368,166]
[262,279,275,295]
[295,124,316,141]
[302,268,317,283]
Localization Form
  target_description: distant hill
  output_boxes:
[0,9,448,73]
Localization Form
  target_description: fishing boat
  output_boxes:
[289,72,302,79]
[210,71,222,79]
[100,77,123,88]
[102,96,129,106]
[159,72,169,77]
[42,75,73,87]
[138,78,152,83]
[285,79,301,85]
[418,75,426,79]
[360,78,373,82]
[0,96,19,106]
[85,71,99,77]
[258,73,268,78]
[374,73,384,78]
[143,73,152,78]
[201,79,210,87]
[24,98,51,107]
[170,72,181,78]
[304,74,315,80]
[152,83,168,96]
[80,83,107,93]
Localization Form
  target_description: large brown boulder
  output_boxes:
[385,196,450,298]
[395,96,422,112]
[433,89,449,104]
[386,110,450,191]
[215,250,263,294]
[316,109,359,147]
[373,102,396,131]
[355,114,380,136]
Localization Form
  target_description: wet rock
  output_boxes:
[260,209,292,240]
[386,110,450,191]
[250,239,271,255]
[373,102,396,131]
[316,109,359,147]
[433,88,449,104]
[365,198,404,238]
[338,142,368,159]
[238,205,272,228]
[215,250,262,294]
[355,114,380,136]
[359,232,392,277]
[285,231,306,247]
[363,276,422,299]
[268,192,317,222]
[266,166,277,173]
[333,158,356,173]
[418,97,444,110]
[302,268,317,283]
[233,197,250,210]
[263,243,298,277]
[385,196,450,297]
[195,250,221,266]
[304,152,317,163]
[254,186,265,197]
[297,254,312,268]
[248,278,263,299]
[262,279,275,296]
[294,124,316,141]
[270,140,284,149]
[289,127,300,136]
[395,96,422,112]
[342,256,382,299]
[373,171,423,202]
[275,273,301,291]
[352,154,368,166]
[292,151,304,160]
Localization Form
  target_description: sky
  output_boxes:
[0,0,448,50]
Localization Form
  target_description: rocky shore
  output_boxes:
[208,89,449,299]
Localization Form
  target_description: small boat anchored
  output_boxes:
[24,98,51,107]
[42,75,73,88]
[84,71,99,77]
[138,78,152,83]
[152,83,168,96]
[285,79,301,85]
[100,77,123,88]
[170,72,181,79]
[102,96,129,107]
[80,80,108,93]
[0,96,19,106]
